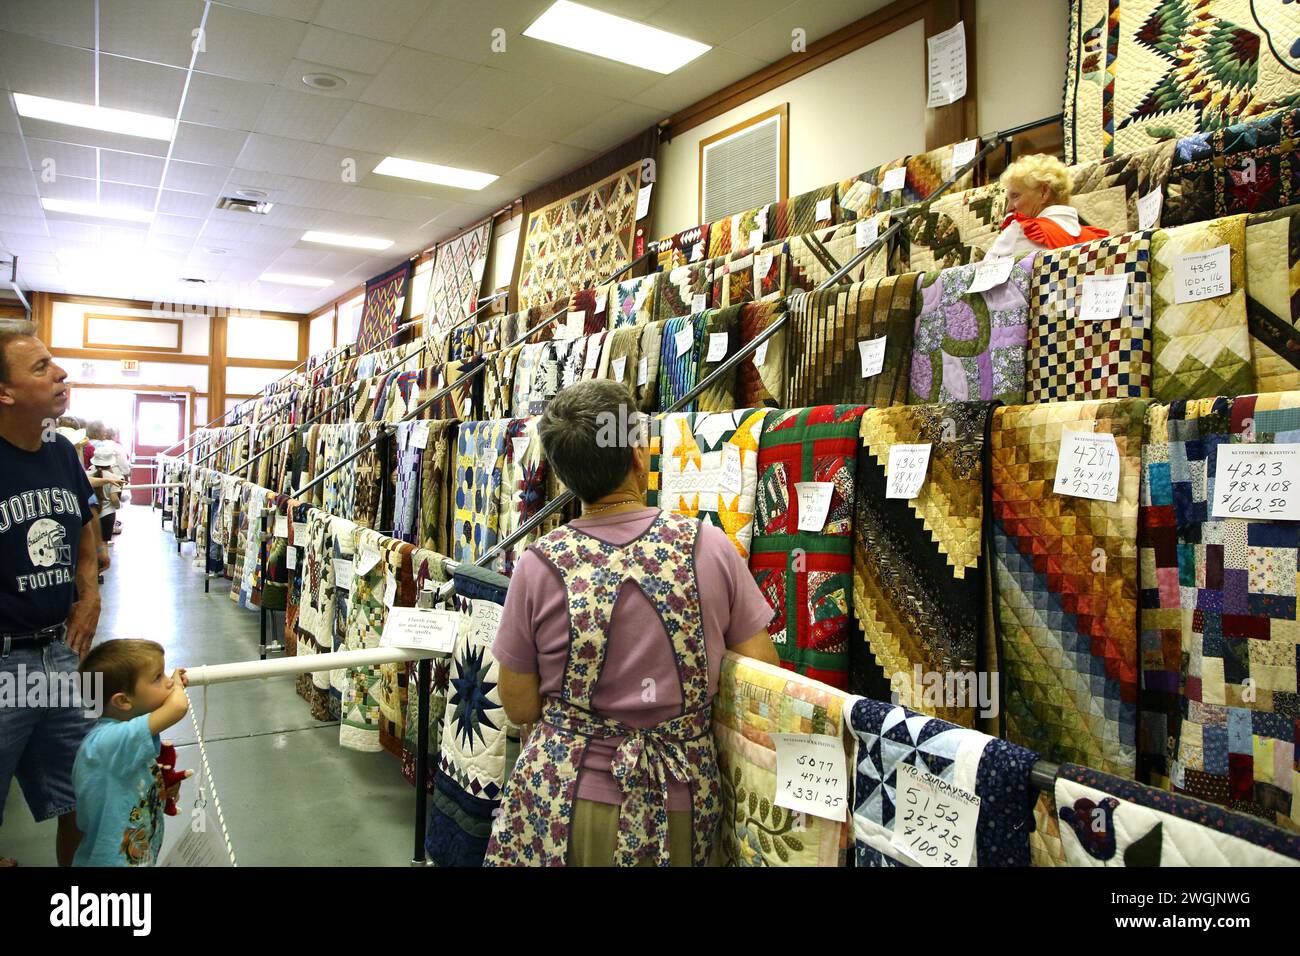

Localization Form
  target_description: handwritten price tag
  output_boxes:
[882,166,907,192]
[795,481,834,532]
[753,339,769,367]
[583,337,600,370]
[383,574,398,608]
[889,763,980,867]
[951,138,978,168]
[273,514,288,538]
[1079,274,1127,322]
[380,607,459,653]
[512,435,530,463]
[966,256,1015,294]
[332,558,354,589]
[292,521,307,542]
[706,331,729,362]
[1137,189,1163,230]
[1212,444,1300,520]
[719,443,743,495]
[637,355,649,386]
[690,241,704,262]
[886,443,932,499]
[566,311,586,338]
[410,420,430,449]
[1053,430,1120,502]
[674,325,694,358]
[692,293,707,313]
[355,545,382,577]
[748,229,763,248]
[856,217,879,250]
[771,733,849,822]
[859,336,887,378]
[1174,244,1231,304]
[815,197,832,221]
[612,355,627,382]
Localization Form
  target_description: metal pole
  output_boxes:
[183,646,437,686]
[412,656,431,865]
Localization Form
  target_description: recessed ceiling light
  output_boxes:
[522,1,710,74]
[373,157,498,191]
[302,72,347,91]
[300,230,393,251]
[234,188,268,200]
[42,197,153,223]
[14,92,175,141]
[204,247,228,255]
[261,272,334,288]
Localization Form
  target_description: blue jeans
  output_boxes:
[0,640,95,825]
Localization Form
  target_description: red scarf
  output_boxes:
[1001,211,1109,249]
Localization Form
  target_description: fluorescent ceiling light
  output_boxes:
[373,157,498,190]
[300,230,393,251]
[523,1,710,74]
[14,92,176,141]
[42,197,153,224]
[261,272,334,288]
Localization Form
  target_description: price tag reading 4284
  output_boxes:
[1053,430,1120,502]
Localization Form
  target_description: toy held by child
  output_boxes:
[988,153,1109,258]
[156,742,191,817]
[73,639,190,866]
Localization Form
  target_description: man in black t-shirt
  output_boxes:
[0,331,102,866]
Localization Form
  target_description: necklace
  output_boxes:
[582,497,641,516]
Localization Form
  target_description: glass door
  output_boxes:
[132,394,185,489]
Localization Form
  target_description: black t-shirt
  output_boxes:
[0,433,95,633]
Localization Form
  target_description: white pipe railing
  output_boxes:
[184,646,437,686]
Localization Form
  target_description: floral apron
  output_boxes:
[484,512,722,867]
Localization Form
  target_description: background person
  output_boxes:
[988,153,1109,257]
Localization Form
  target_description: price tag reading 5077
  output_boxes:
[1053,430,1120,502]
[770,733,848,822]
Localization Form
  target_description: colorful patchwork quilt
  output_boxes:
[612,273,660,328]
[1245,204,1300,393]
[426,219,492,334]
[418,420,457,557]
[653,223,709,271]
[737,300,787,409]
[452,419,508,564]
[493,416,557,577]
[340,528,389,753]
[356,261,412,353]
[784,216,894,293]
[657,313,708,413]
[1070,140,1177,234]
[767,184,842,240]
[655,261,713,322]
[696,305,740,413]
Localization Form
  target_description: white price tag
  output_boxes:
[383,574,398,608]
[482,443,499,476]
[292,521,307,542]
[748,228,763,248]
[966,256,1015,293]
[1079,274,1128,322]
[410,419,430,450]
[753,339,770,367]
[719,443,743,495]
[286,546,298,570]
[885,443,932,500]
[636,183,653,220]
[512,435,531,463]
[675,325,694,358]
[595,292,607,314]
[690,241,704,262]
[380,607,460,653]
[612,355,628,382]
[771,733,849,822]
[637,355,650,387]
[859,336,887,378]
[706,332,729,363]
[566,311,586,338]
[332,558,354,589]
[692,293,707,313]
[795,481,834,532]
[882,166,908,192]
[583,338,600,370]
[754,253,773,280]
[1212,444,1300,520]
[1053,430,1120,502]
[951,138,978,167]
[815,197,833,222]
[855,217,879,250]
[1174,244,1232,304]
[889,763,980,867]
[159,806,233,867]
[273,515,288,538]
[355,545,381,577]
[1137,189,1163,230]
[926,20,967,108]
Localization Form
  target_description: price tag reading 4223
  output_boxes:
[1212,444,1300,520]
[890,763,980,867]
[1053,429,1120,502]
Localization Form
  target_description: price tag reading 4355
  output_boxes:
[1053,430,1120,502]
[1212,444,1300,521]
[889,763,980,867]
[770,733,848,822]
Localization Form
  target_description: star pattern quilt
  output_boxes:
[425,219,492,335]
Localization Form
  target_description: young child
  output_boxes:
[73,639,190,867]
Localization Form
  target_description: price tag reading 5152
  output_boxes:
[890,762,980,867]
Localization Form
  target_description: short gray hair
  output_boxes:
[538,379,642,504]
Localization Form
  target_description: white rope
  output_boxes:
[186,683,238,867]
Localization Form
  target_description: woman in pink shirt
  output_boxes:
[486,379,779,867]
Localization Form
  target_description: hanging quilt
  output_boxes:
[709,204,770,259]
[356,261,412,353]
[377,540,419,760]
[838,158,910,216]
[696,305,740,413]
[1246,205,1300,393]
[652,223,709,271]
[1062,0,1300,164]
[848,698,1039,867]
[751,405,867,689]
[635,320,665,412]
[511,342,546,417]
[766,184,842,240]
[401,549,451,791]
[516,161,641,309]
[655,260,713,323]
[452,419,508,564]
[737,299,787,409]
[483,344,523,420]
[446,325,477,363]
[1151,214,1254,400]
[1164,106,1300,226]
[784,216,894,293]
[786,275,918,408]
[493,417,557,576]
[340,528,389,753]
[1053,763,1300,866]
[713,654,854,867]
[418,420,458,556]
[657,408,770,558]
[566,285,612,337]
[904,144,976,204]
[425,218,492,335]
[598,326,642,394]
[1138,395,1300,830]
[1070,140,1177,234]
[326,515,358,721]
[853,402,994,726]
[612,273,659,328]
[1027,231,1154,402]
[910,252,1036,406]
[710,248,786,308]
[295,508,337,721]
[474,317,502,355]
[992,398,1146,777]
[921,182,1007,269]
[657,313,708,414]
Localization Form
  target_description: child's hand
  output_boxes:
[169,671,190,711]
[176,667,189,688]
[165,769,193,804]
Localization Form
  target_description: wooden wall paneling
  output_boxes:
[82,312,184,352]
[297,316,309,365]
[208,311,227,416]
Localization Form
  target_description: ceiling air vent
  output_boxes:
[217,196,275,215]
[179,277,207,284]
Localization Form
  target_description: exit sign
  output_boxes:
[121,359,139,373]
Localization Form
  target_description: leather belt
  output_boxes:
[1,623,67,651]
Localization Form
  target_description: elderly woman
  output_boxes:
[487,379,779,867]
[988,153,1108,257]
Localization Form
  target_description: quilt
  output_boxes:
[737,300,787,408]
[1151,214,1254,400]
[784,216,894,293]
[838,158,910,216]
[635,320,666,412]
[655,261,713,322]
[710,248,786,308]
[751,405,867,689]
[1245,204,1300,393]
[452,419,508,564]
[853,402,994,726]
[1062,0,1300,164]
[418,420,458,556]
[696,305,740,413]
[766,184,841,240]
[356,261,412,353]
[909,252,1036,406]
[1138,395,1300,830]
[657,313,708,413]
[1070,139,1177,234]
[1027,231,1154,402]
[904,144,976,204]
[400,549,452,791]
[493,416,558,576]
[992,399,1147,777]
[425,218,492,335]
[653,223,709,271]
[597,325,642,393]
[339,528,389,752]
[612,273,659,328]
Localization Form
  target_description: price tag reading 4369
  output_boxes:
[1053,430,1120,502]
[770,733,848,822]
[889,762,980,867]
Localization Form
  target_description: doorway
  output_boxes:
[132,393,187,487]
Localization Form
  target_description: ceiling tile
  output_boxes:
[630,47,766,113]
[147,232,197,254]
[17,118,171,157]
[252,88,351,140]
[0,232,56,252]
[211,0,324,20]
[496,83,620,141]
[0,134,29,169]
[0,31,93,100]
[389,114,491,169]
[0,0,96,49]
[195,4,309,84]
[645,0,791,45]
[406,0,546,65]
[236,132,321,175]
[99,181,158,211]
[171,123,249,165]
[46,219,99,241]
[180,72,273,130]
[312,0,430,44]
[719,0,879,60]
[0,214,50,237]
[489,32,663,102]
[161,159,231,194]
[324,102,417,154]
[297,144,385,185]
[358,47,477,116]
[296,24,395,74]
[463,129,549,175]
[99,0,205,69]
[227,170,335,207]
[157,189,215,218]
[506,142,597,184]
[25,138,97,180]
[428,65,552,130]
[99,54,188,117]
[99,150,167,188]
[37,174,97,203]
[152,213,205,236]
[259,203,323,229]
[560,101,664,152]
